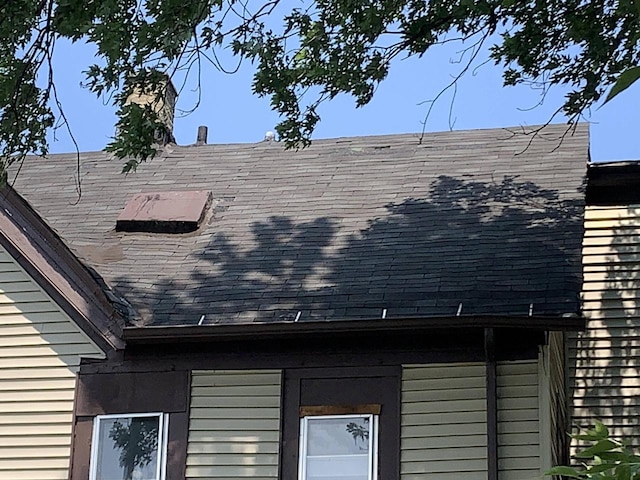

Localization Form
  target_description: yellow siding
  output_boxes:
[573,205,640,447]
[400,363,488,480]
[0,247,104,480]
[186,370,282,480]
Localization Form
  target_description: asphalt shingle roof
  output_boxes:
[12,124,588,326]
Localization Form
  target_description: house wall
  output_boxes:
[400,363,488,480]
[400,359,543,480]
[185,370,282,480]
[573,205,640,445]
[497,360,543,480]
[0,246,104,480]
[180,359,545,480]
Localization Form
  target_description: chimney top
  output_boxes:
[196,125,208,146]
[125,75,177,145]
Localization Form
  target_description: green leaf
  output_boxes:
[576,439,618,458]
[604,66,640,104]
[546,465,586,478]
[586,462,616,473]
[595,421,610,437]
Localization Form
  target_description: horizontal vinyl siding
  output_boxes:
[401,363,487,480]
[186,370,282,480]
[497,360,541,480]
[0,247,104,480]
[573,206,640,447]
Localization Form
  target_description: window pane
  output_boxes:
[301,415,375,480]
[94,415,160,480]
[307,417,371,456]
[306,455,370,480]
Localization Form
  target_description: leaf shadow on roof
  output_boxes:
[114,175,583,326]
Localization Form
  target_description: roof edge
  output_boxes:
[0,186,125,351]
[124,315,585,344]
[587,161,640,205]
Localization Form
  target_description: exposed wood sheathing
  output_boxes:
[0,247,104,480]
[186,370,282,480]
[401,361,542,480]
[572,206,640,445]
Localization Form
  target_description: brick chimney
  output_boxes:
[125,75,177,145]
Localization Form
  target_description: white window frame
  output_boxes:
[298,413,379,480]
[89,412,169,480]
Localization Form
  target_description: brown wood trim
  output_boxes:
[587,161,640,205]
[287,366,401,381]
[167,411,189,480]
[69,416,93,479]
[70,370,190,480]
[485,327,498,480]
[282,366,401,480]
[81,328,546,375]
[0,186,124,352]
[75,371,189,415]
[123,315,585,345]
[300,404,381,416]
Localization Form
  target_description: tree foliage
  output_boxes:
[547,421,640,479]
[1,0,639,172]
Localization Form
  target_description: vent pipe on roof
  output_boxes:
[125,74,177,145]
[196,125,208,145]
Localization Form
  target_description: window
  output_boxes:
[282,368,400,480]
[299,414,379,480]
[89,413,168,480]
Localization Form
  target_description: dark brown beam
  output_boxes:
[123,315,585,345]
[485,327,498,480]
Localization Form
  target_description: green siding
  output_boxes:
[186,370,282,480]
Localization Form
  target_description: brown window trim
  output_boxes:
[282,366,400,480]
[300,403,382,417]
[70,370,190,480]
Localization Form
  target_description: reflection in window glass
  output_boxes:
[299,414,378,480]
[90,413,166,480]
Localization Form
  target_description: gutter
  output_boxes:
[123,314,585,344]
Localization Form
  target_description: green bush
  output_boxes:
[547,422,640,479]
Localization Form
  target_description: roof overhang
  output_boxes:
[0,186,125,352]
[587,161,640,205]
[123,314,585,345]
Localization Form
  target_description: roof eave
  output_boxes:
[0,186,125,352]
[123,314,585,345]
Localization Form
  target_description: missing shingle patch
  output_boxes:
[116,191,212,234]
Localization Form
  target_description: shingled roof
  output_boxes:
[12,124,587,327]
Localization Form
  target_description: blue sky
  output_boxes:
[47,38,639,163]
